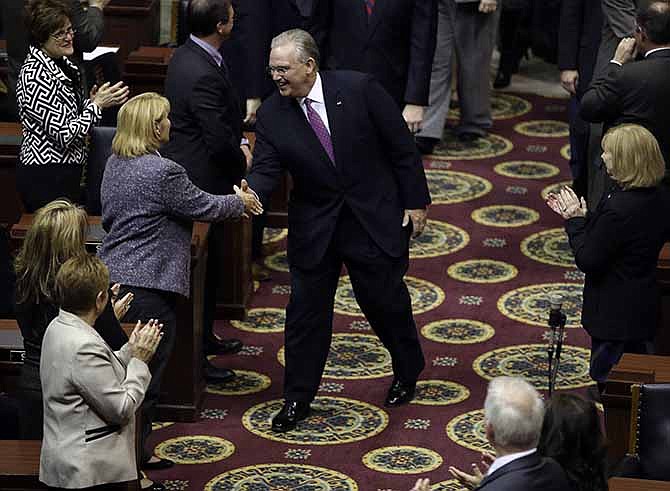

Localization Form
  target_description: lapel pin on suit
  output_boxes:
[336,100,343,106]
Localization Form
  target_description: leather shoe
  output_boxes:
[458,131,482,143]
[271,401,311,433]
[206,336,243,355]
[204,365,236,383]
[385,378,416,407]
[493,70,511,89]
[142,457,174,470]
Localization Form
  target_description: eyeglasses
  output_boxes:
[266,65,291,76]
[51,27,76,41]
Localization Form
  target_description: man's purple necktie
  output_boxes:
[304,98,335,164]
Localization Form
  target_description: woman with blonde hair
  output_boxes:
[14,199,129,439]
[546,123,670,387]
[98,92,262,473]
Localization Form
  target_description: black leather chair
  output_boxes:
[618,383,670,481]
[85,126,116,215]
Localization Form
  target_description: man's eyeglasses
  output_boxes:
[266,65,291,76]
[51,27,76,41]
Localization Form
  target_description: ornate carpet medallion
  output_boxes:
[425,170,493,204]
[521,228,574,267]
[431,479,470,490]
[447,259,518,284]
[242,397,388,445]
[449,93,532,121]
[154,435,235,464]
[334,276,445,316]
[204,464,358,490]
[277,333,393,379]
[362,446,443,474]
[430,132,513,160]
[541,180,572,200]
[498,282,583,327]
[231,307,285,333]
[473,343,593,389]
[421,319,495,344]
[410,220,470,259]
[411,380,470,406]
[206,370,271,396]
[494,160,560,179]
[514,120,570,138]
[262,227,288,245]
[561,143,571,160]
[264,250,289,273]
[446,409,492,453]
[471,205,539,228]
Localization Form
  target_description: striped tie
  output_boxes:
[364,0,375,16]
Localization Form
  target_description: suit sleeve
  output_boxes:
[579,63,622,122]
[246,108,284,206]
[602,0,636,39]
[70,2,105,53]
[565,208,624,274]
[71,340,150,426]
[365,77,431,209]
[557,0,583,71]
[404,0,438,105]
[190,71,247,180]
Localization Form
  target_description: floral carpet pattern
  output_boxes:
[147,91,588,491]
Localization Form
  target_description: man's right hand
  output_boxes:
[234,179,264,217]
[613,37,637,65]
[560,70,579,95]
[129,319,163,364]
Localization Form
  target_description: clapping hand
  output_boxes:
[402,208,428,238]
[479,0,497,13]
[448,451,495,489]
[129,319,163,364]
[234,179,264,218]
[613,37,637,65]
[546,186,587,219]
[110,283,133,320]
[90,81,129,109]
[409,478,430,491]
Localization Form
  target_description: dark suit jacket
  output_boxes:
[310,0,438,107]
[565,186,670,342]
[580,50,670,168]
[557,0,602,98]
[247,71,431,270]
[163,38,246,194]
[477,453,572,491]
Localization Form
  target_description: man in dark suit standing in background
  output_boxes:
[581,1,670,181]
[163,0,250,382]
[309,0,438,133]
[247,29,430,432]
[558,0,602,197]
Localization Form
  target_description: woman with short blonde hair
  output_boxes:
[112,92,170,158]
[546,124,670,387]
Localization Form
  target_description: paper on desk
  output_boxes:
[83,46,119,61]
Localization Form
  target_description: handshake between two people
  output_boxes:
[233,179,264,218]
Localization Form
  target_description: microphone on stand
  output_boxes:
[547,294,566,396]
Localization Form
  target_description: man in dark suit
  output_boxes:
[163,0,249,382]
[450,377,572,491]
[247,29,430,432]
[581,1,670,176]
[558,0,602,197]
[309,0,438,133]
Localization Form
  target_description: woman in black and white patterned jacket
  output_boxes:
[16,0,128,212]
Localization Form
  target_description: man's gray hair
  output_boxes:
[484,376,545,449]
[271,29,320,68]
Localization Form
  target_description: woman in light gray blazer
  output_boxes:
[40,254,162,490]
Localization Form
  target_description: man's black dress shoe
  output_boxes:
[204,363,236,383]
[271,401,311,433]
[415,136,439,155]
[206,337,243,355]
[142,457,174,470]
[493,70,511,89]
[458,131,482,143]
[385,378,416,407]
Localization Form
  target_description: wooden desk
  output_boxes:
[603,354,670,465]
[609,477,670,491]
[102,0,160,62]
[10,216,210,422]
[122,46,173,96]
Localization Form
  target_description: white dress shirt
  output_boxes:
[298,73,331,134]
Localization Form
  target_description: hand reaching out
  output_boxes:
[234,179,264,217]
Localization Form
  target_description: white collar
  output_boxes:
[486,448,537,477]
[645,47,670,57]
[299,73,325,106]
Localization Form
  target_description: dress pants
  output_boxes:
[419,0,500,140]
[119,286,178,464]
[283,205,425,403]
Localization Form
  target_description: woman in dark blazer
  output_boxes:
[546,124,670,386]
[98,92,262,473]
[16,0,127,211]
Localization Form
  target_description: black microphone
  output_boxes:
[547,294,567,396]
[548,294,564,331]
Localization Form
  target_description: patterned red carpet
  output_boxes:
[146,91,591,491]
